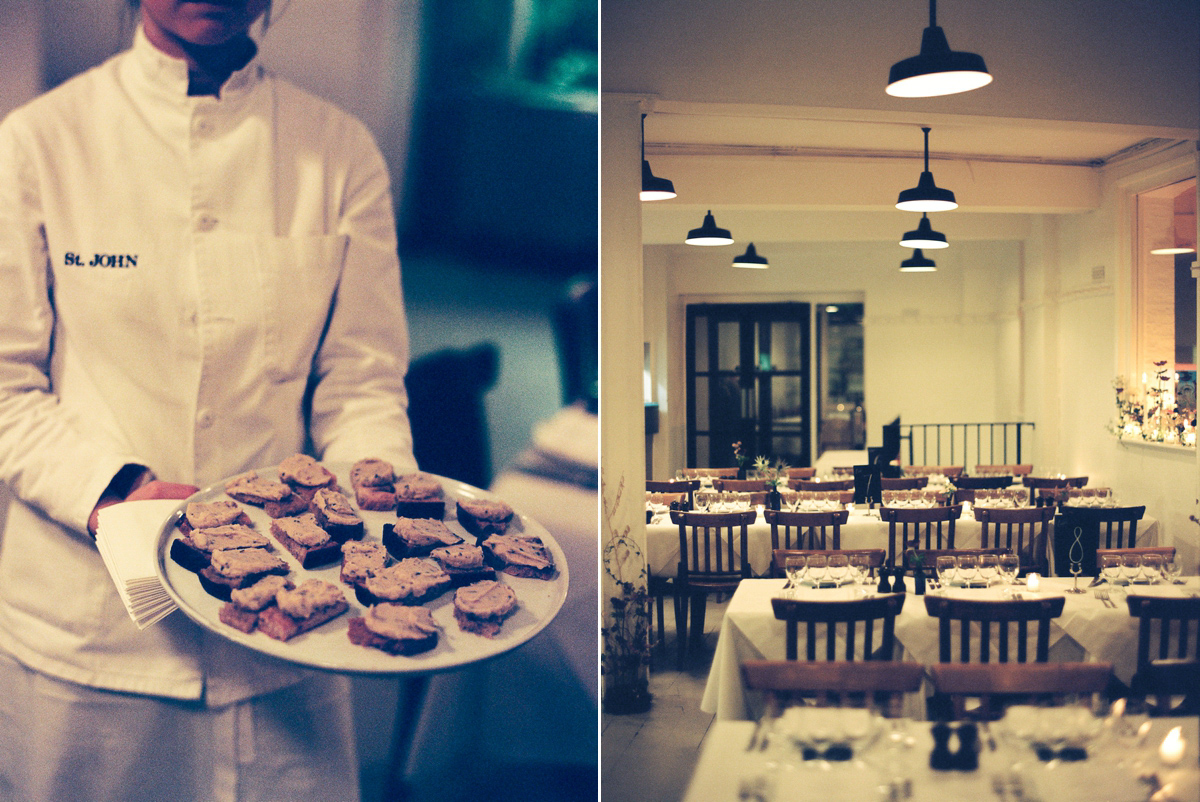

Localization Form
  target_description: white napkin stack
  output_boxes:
[95,499,181,629]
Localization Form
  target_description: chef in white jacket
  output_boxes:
[0,1,416,799]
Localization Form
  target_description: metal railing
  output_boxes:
[900,422,1034,468]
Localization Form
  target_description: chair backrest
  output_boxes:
[1057,505,1146,575]
[976,464,1032,476]
[928,662,1113,720]
[771,547,885,580]
[904,466,964,479]
[785,467,816,479]
[680,467,739,479]
[830,466,854,476]
[647,479,699,509]
[975,505,1054,575]
[881,476,929,491]
[1124,595,1200,714]
[712,478,768,492]
[770,593,906,661]
[742,659,925,716]
[791,478,855,491]
[954,475,1015,490]
[880,504,962,565]
[765,508,850,553]
[672,509,758,589]
[1022,475,1088,489]
[923,594,1066,663]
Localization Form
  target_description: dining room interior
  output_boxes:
[601,1,1199,800]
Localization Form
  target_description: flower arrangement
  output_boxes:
[601,476,653,714]
[752,455,790,491]
[1111,368,1197,447]
[732,440,748,468]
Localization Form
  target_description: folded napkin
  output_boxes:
[96,499,182,629]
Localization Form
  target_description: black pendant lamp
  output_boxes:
[732,243,769,269]
[686,210,734,246]
[640,114,676,202]
[900,249,938,272]
[900,213,948,249]
[887,0,992,98]
[896,127,957,212]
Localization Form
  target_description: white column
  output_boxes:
[600,94,651,703]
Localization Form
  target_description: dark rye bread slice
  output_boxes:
[256,579,349,642]
[269,513,341,569]
[455,498,514,537]
[225,472,291,506]
[452,579,517,638]
[169,523,270,573]
[218,576,293,634]
[393,473,445,519]
[382,517,463,559]
[309,488,364,542]
[278,454,340,503]
[176,499,251,537]
[481,534,555,579]
[340,539,390,589]
[198,547,290,601]
[354,558,452,606]
[429,543,495,586]
[347,603,439,655]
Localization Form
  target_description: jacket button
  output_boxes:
[196,215,218,232]
[197,409,214,428]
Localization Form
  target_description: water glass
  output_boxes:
[978,554,1000,585]
[827,554,850,585]
[784,556,807,594]
[935,556,957,587]
[1120,554,1142,584]
[998,553,1020,584]
[1139,554,1163,583]
[1162,556,1183,584]
[957,554,980,586]
[848,554,871,587]
[806,555,829,586]
[1100,554,1123,585]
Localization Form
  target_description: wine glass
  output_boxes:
[935,556,957,588]
[848,554,871,590]
[1139,554,1163,584]
[1162,555,1184,584]
[957,555,980,587]
[783,556,806,596]
[978,554,1000,586]
[998,553,1020,585]
[806,555,829,587]
[1120,554,1142,585]
[827,554,850,586]
[1100,554,1123,585]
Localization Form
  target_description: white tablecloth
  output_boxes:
[682,717,1199,802]
[646,508,1159,579]
[700,577,1197,721]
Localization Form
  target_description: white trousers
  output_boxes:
[0,651,360,802]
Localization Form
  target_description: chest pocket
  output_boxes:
[194,233,348,385]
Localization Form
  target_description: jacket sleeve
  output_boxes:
[0,115,144,536]
[307,116,418,474]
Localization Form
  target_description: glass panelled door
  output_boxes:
[686,303,811,468]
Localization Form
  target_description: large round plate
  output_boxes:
[154,465,569,675]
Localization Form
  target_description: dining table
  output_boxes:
[645,503,1159,580]
[682,713,1199,802]
[700,576,1199,722]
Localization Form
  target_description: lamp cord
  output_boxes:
[922,126,931,172]
[929,0,937,27]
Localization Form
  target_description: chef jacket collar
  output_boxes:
[130,25,262,102]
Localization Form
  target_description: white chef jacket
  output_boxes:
[0,27,417,704]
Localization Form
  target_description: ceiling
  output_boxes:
[603,0,1200,246]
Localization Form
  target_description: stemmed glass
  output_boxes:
[998,554,1020,585]
[827,554,850,586]
[783,556,807,597]
[935,556,957,588]
[957,555,980,587]
[1120,554,1142,585]
[1162,555,1184,584]
[806,555,829,587]
[848,554,871,592]
[1140,554,1163,584]
[1100,554,1123,585]
[978,554,1000,586]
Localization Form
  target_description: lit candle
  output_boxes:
[1026,573,1041,592]
[1159,726,1185,766]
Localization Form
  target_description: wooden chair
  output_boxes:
[924,594,1066,663]
[771,548,885,581]
[1125,594,1200,714]
[742,660,925,717]
[976,464,1032,476]
[771,593,906,661]
[976,505,1054,576]
[830,466,855,476]
[929,662,1113,721]
[647,479,698,509]
[1056,505,1146,576]
[791,478,855,492]
[670,509,757,667]
[785,467,816,480]
[880,504,962,567]
[765,508,849,553]
[954,475,1015,490]
[880,476,929,491]
[712,478,768,493]
[1022,475,1088,489]
[904,465,964,479]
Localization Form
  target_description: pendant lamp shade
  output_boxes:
[639,114,676,202]
[887,0,992,98]
[896,127,957,212]
[900,213,948,249]
[732,243,768,268]
[900,249,938,272]
[686,210,734,246]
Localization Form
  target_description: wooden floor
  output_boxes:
[600,597,730,802]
